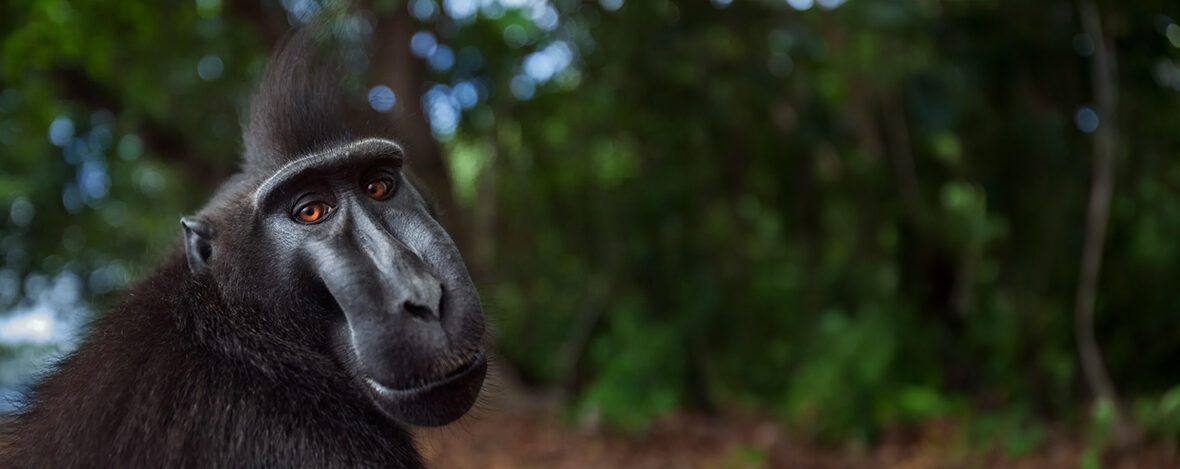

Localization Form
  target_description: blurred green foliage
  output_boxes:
[2,0,1180,452]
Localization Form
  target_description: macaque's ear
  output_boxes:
[180,217,214,276]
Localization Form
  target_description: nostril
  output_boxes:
[403,301,436,321]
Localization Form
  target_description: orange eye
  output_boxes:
[295,202,330,223]
[365,178,394,200]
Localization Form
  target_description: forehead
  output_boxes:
[252,138,403,207]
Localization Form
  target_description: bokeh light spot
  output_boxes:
[89,262,130,295]
[118,134,143,160]
[79,161,111,202]
[1075,106,1099,134]
[368,85,397,112]
[48,117,74,147]
[62,185,83,213]
[523,41,574,83]
[281,0,321,22]
[532,5,559,31]
[1167,24,1180,48]
[9,198,34,227]
[481,1,505,19]
[444,0,477,21]
[411,30,438,58]
[503,24,528,49]
[0,310,53,343]
[198,54,224,81]
[511,74,536,100]
[134,167,166,196]
[423,84,460,140]
[410,0,439,21]
[430,45,455,71]
[195,0,222,17]
[599,0,623,12]
[453,81,478,109]
[787,0,814,11]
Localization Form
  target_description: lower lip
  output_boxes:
[364,350,486,398]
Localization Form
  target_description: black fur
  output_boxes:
[243,27,351,173]
[0,26,485,468]
[0,255,423,468]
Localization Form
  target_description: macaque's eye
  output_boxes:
[365,177,396,200]
[294,201,332,223]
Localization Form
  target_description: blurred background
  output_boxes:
[1,0,1179,466]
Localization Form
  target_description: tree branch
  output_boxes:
[1074,0,1134,446]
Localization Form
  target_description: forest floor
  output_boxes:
[419,378,1178,469]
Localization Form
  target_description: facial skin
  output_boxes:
[183,138,487,427]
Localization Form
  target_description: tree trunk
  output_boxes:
[1074,0,1136,447]
[369,10,471,257]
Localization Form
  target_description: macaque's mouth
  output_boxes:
[364,349,485,393]
[361,350,487,426]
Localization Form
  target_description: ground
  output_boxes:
[419,382,1178,468]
